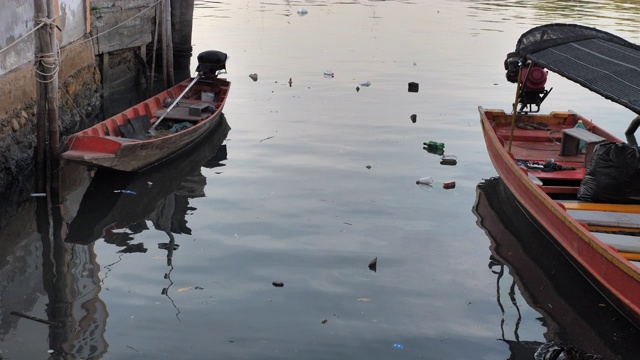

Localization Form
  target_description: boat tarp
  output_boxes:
[513,23,640,114]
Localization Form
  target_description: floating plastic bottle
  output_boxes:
[574,120,586,152]
[323,70,334,78]
[423,141,445,155]
[416,176,433,185]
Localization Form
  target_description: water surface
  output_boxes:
[2,1,640,359]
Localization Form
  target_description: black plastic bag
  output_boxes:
[577,142,640,203]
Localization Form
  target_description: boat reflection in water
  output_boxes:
[473,177,640,360]
[19,115,230,358]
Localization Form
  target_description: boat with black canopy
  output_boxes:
[479,23,640,326]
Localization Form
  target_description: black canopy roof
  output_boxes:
[513,23,640,114]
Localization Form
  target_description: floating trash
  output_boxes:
[408,82,419,92]
[392,343,404,350]
[297,8,308,16]
[272,281,284,287]
[416,177,433,186]
[410,114,417,123]
[323,70,334,78]
[359,80,371,87]
[368,257,377,272]
[249,73,258,81]
[443,181,456,189]
[30,193,46,197]
[114,190,137,195]
[440,155,457,166]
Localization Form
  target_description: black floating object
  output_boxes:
[368,257,377,272]
[410,114,417,123]
[408,82,419,93]
[272,281,284,287]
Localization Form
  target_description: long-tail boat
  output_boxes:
[479,24,640,326]
[62,50,230,172]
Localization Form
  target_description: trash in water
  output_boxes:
[114,190,137,195]
[356,86,360,92]
[534,342,604,360]
[440,155,457,166]
[321,319,328,324]
[30,193,46,197]
[288,77,292,87]
[297,8,308,16]
[416,176,433,186]
[392,343,404,350]
[366,165,372,169]
[368,257,377,272]
[272,281,284,287]
[443,181,456,189]
[408,82,419,92]
[359,80,371,87]
[410,114,417,123]
[249,73,258,81]
[323,70,334,78]
[424,141,445,155]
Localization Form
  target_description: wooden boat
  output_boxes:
[473,178,640,359]
[479,24,640,326]
[61,50,230,172]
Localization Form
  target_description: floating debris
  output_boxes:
[408,82,419,92]
[368,257,377,272]
[410,114,417,123]
[272,281,284,287]
[249,73,258,81]
[323,70,334,78]
[440,155,457,166]
[114,190,137,195]
[297,8,308,16]
[443,181,456,189]
[321,319,328,324]
[359,80,371,87]
[366,165,372,169]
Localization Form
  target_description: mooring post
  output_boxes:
[34,0,49,194]
[45,0,60,205]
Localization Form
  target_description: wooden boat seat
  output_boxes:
[153,102,213,122]
[119,115,151,140]
[559,128,606,165]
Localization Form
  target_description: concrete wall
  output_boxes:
[0,0,89,77]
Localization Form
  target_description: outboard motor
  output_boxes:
[196,50,227,77]
[504,53,551,113]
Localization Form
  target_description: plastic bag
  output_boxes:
[577,142,640,203]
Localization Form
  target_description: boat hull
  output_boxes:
[62,77,230,172]
[479,106,640,326]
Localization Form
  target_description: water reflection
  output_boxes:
[0,116,229,358]
[473,177,640,360]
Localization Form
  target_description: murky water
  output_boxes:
[3,0,640,359]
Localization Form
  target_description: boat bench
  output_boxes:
[559,128,606,165]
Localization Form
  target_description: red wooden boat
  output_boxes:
[480,24,640,326]
[62,50,230,172]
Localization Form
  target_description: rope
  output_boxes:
[0,0,162,59]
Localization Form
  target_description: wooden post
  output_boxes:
[150,2,161,96]
[34,0,48,194]
[46,0,61,205]
[161,0,168,89]
[165,0,174,87]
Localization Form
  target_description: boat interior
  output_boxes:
[483,108,640,263]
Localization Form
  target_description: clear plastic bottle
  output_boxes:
[416,176,433,185]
